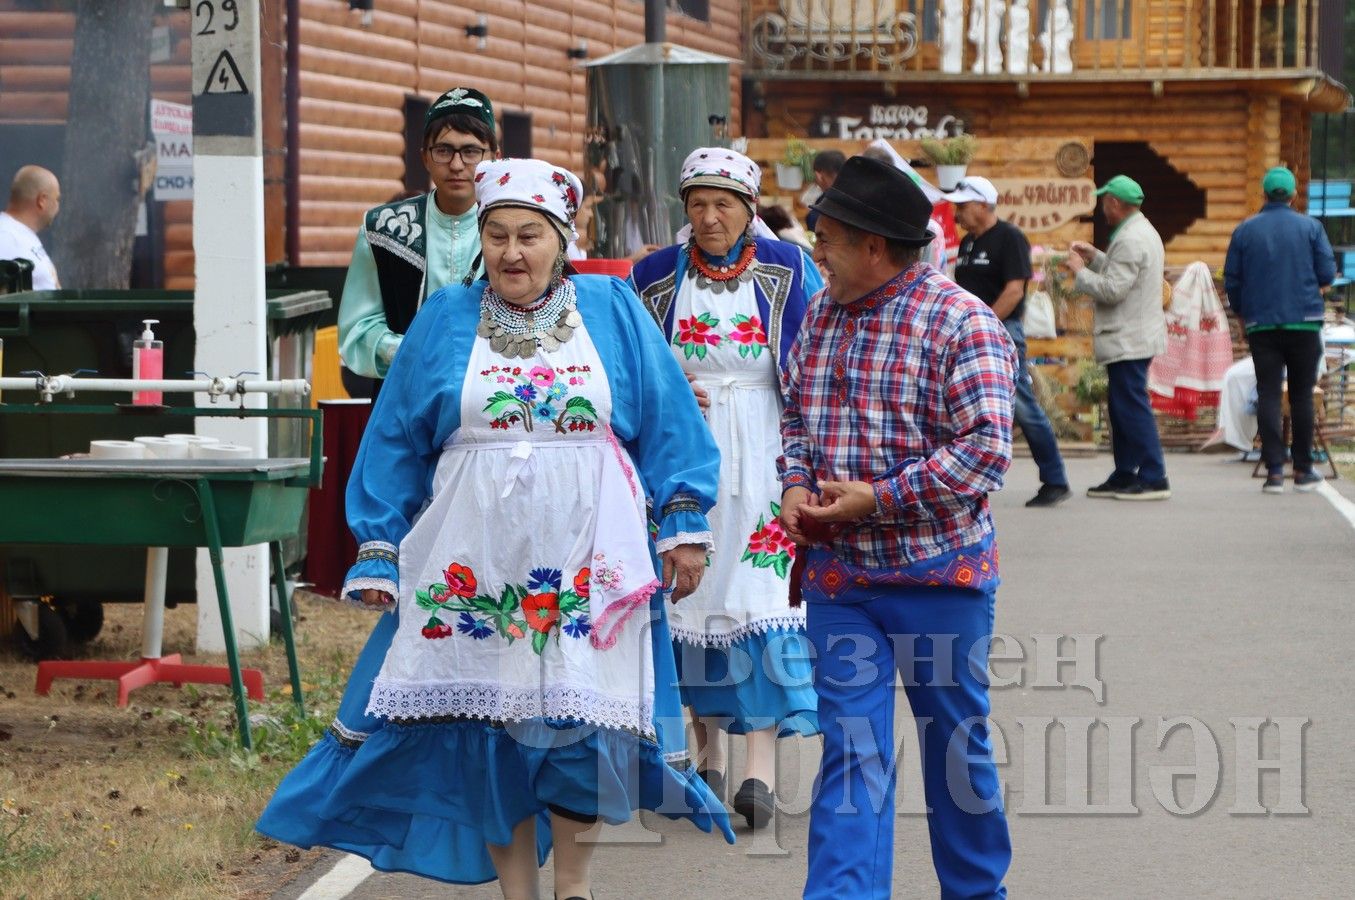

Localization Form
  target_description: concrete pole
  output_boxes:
[190,0,270,651]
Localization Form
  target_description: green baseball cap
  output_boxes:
[424,87,495,140]
[1262,166,1296,199]
[1095,174,1144,205]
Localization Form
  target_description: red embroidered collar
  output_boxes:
[688,240,757,282]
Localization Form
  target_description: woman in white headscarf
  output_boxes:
[630,147,822,831]
[260,158,732,897]
[861,138,950,271]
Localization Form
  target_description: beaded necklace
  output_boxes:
[477,277,581,358]
[686,238,757,294]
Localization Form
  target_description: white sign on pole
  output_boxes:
[151,98,194,200]
[190,0,270,652]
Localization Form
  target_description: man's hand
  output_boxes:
[1068,240,1096,263]
[1063,251,1086,275]
[661,543,706,603]
[779,486,821,545]
[360,588,394,609]
[800,480,877,523]
[686,372,711,412]
[627,243,663,262]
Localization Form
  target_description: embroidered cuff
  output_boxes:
[356,540,398,564]
[656,508,713,555]
[661,493,703,518]
[655,530,715,555]
[780,465,815,490]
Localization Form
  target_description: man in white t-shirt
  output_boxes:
[0,165,61,290]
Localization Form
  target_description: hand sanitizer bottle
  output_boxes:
[132,319,163,406]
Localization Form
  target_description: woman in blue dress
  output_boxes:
[630,148,821,830]
[259,158,732,897]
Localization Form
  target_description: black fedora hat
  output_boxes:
[810,155,934,246]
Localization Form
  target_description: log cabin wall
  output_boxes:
[758,82,1314,268]
[0,1,742,277]
[295,0,740,265]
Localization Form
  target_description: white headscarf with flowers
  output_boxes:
[474,158,583,244]
[676,146,779,244]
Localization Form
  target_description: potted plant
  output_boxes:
[776,138,814,191]
[919,133,979,191]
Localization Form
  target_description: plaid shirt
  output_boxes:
[778,263,1016,569]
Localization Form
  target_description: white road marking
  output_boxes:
[1317,480,1355,532]
[296,853,374,900]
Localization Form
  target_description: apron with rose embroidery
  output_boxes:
[665,273,805,649]
[365,320,660,738]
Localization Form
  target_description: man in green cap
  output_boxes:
[1065,174,1170,500]
[338,87,499,392]
[1223,165,1336,493]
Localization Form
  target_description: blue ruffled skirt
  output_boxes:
[258,593,734,885]
[674,627,819,738]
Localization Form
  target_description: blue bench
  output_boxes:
[1308,180,1355,217]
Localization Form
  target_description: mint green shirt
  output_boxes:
[337,194,480,378]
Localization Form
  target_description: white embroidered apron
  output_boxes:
[366,320,660,738]
[665,273,805,648]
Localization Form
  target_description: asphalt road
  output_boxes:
[274,452,1355,899]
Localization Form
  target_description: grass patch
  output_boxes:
[0,592,372,899]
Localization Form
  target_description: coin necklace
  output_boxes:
[477,276,581,359]
[687,238,757,294]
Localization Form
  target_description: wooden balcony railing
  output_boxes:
[744,0,1322,78]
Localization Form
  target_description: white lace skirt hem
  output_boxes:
[669,612,808,649]
[364,677,657,740]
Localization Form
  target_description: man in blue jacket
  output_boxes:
[1224,166,1336,493]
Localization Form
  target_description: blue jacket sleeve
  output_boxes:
[1223,228,1245,319]
[606,277,721,553]
[1313,219,1337,288]
[341,293,451,600]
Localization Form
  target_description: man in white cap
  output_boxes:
[947,175,1071,507]
[0,165,61,290]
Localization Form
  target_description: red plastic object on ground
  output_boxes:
[36,654,265,707]
[571,258,633,278]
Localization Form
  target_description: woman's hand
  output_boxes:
[779,486,821,546]
[661,543,706,603]
[360,588,395,609]
[686,372,711,412]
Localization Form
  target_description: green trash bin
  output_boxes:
[0,289,331,648]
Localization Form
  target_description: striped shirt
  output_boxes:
[778,262,1016,569]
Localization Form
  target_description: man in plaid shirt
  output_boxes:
[778,156,1015,900]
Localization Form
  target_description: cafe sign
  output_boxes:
[993,178,1096,232]
[815,103,967,141]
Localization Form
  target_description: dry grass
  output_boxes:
[0,592,373,899]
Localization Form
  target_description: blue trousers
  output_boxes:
[1004,318,1069,487]
[804,586,1011,900]
[1106,357,1167,483]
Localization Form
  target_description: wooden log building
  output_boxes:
[741,0,1349,266]
[740,0,1350,446]
[0,0,743,287]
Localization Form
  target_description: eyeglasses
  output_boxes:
[427,144,488,166]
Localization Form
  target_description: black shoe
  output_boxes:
[1294,470,1325,493]
[1114,478,1171,501]
[1025,483,1071,507]
[1086,475,1134,499]
[697,768,726,803]
[1262,473,1285,494]
[733,778,774,830]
